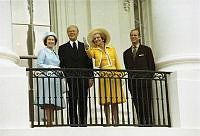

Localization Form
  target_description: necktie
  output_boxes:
[73,42,77,51]
[72,42,78,55]
[132,46,137,57]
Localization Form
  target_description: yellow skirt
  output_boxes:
[98,69,126,105]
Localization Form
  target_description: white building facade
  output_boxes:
[0,0,200,136]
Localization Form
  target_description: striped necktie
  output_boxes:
[132,46,137,57]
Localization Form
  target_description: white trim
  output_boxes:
[156,55,200,70]
[95,46,113,68]
[0,49,19,64]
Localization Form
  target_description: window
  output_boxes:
[11,0,50,57]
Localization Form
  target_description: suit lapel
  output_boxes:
[66,41,79,60]
[77,41,82,58]
[126,47,134,62]
[77,41,81,53]
[127,47,133,56]
[66,41,72,49]
[135,45,144,58]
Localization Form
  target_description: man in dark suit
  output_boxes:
[123,29,155,126]
[58,25,93,126]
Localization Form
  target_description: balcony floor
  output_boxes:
[1,127,200,136]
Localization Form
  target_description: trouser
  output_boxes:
[67,78,88,126]
[131,87,153,126]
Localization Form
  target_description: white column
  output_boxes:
[151,0,200,128]
[0,0,29,128]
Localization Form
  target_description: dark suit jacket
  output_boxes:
[123,45,155,91]
[123,45,155,71]
[58,41,93,69]
[58,41,93,89]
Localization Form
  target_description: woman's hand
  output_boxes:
[84,44,89,51]
[83,37,90,51]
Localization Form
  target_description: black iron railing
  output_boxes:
[26,68,171,127]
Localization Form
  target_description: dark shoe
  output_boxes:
[70,124,78,127]
[46,122,53,127]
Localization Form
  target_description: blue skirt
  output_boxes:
[35,73,67,109]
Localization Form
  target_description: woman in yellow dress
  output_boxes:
[85,27,126,125]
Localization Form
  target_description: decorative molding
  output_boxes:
[156,55,200,70]
[123,0,130,12]
[0,49,19,65]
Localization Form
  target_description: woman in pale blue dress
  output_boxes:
[35,32,66,126]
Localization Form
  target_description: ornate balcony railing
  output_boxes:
[26,68,171,127]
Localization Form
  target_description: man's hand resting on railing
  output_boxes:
[89,79,94,88]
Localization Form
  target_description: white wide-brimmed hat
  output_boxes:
[87,27,111,48]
